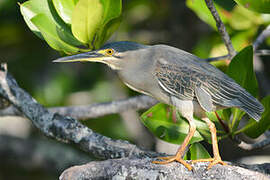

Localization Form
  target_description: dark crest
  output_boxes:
[101,41,147,53]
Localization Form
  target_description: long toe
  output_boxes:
[207,159,227,169]
[191,158,214,163]
[152,157,176,164]
[175,158,193,171]
[152,156,193,171]
[153,156,174,160]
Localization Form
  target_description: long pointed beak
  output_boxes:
[53,51,105,63]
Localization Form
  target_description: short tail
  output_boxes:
[238,90,264,121]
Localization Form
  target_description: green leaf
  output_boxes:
[96,16,122,48]
[100,0,122,25]
[21,0,121,53]
[52,0,77,24]
[227,45,258,95]
[141,103,207,145]
[226,45,258,130]
[20,0,84,54]
[184,143,211,160]
[71,0,104,46]
[244,95,270,138]
[31,14,79,54]
[71,0,122,49]
[228,5,263,30]
[230,28,257,51]
[47,0,84,47]
[234,0,270,14]
[20,0,50,39]
[95,0,122,48]
[205,110,227,130]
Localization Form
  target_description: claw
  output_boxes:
[153,156,193,171]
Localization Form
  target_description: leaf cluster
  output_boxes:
[20,0,122,54]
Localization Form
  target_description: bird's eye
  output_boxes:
[106,49,114,55]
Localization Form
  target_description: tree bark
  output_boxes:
[60,158,270,180]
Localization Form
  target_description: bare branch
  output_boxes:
[204,0,236,58]
[236,131,270,151]
[50,95,157,120]
[204,54,230,62]
[237,138,270,151]
[204,50,270,62]
[0,64,160,160]
[254,49,270,56]
[60,158,270,180]
[254,25,270,50]
[0,135,91,173]
[0,96,157,120]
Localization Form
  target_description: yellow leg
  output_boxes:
[192,117,227,169]
[153,120,196,171]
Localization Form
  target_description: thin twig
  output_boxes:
[205,50,270,62]
[204,0,236,58]
[254,25,270,50]
[254,49,270,56]
[215,112,229,133]
[237,138,270,151]
[204,54,230,62]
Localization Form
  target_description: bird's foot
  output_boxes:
[152,156,193,171]
[191,157,227,169]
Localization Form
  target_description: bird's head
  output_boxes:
[53,41,147,70]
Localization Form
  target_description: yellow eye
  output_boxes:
[105,49,114,55]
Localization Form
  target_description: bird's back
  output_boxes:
[153,45,264,121]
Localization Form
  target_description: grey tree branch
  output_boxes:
[0,135,91,173]
[204,0,237,58]
[254,49,270,56]
[0,95,157,120]
[59,158,270,180]
[235,131,270,151]
[0,64,160,160]
[50,95,157,120]
[204,50,270,62]
[254,25,270,50]
[204,54,230,62]
[237,138,270,151]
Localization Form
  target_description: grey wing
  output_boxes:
[205,76,264,121]
[155,60,264,120]
[155,61,195,101]
[155,61,215,112]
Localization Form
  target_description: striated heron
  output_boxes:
[53,41,264,170]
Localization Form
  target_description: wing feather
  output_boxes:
[153,45,264,120]
[154,58,264,120]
